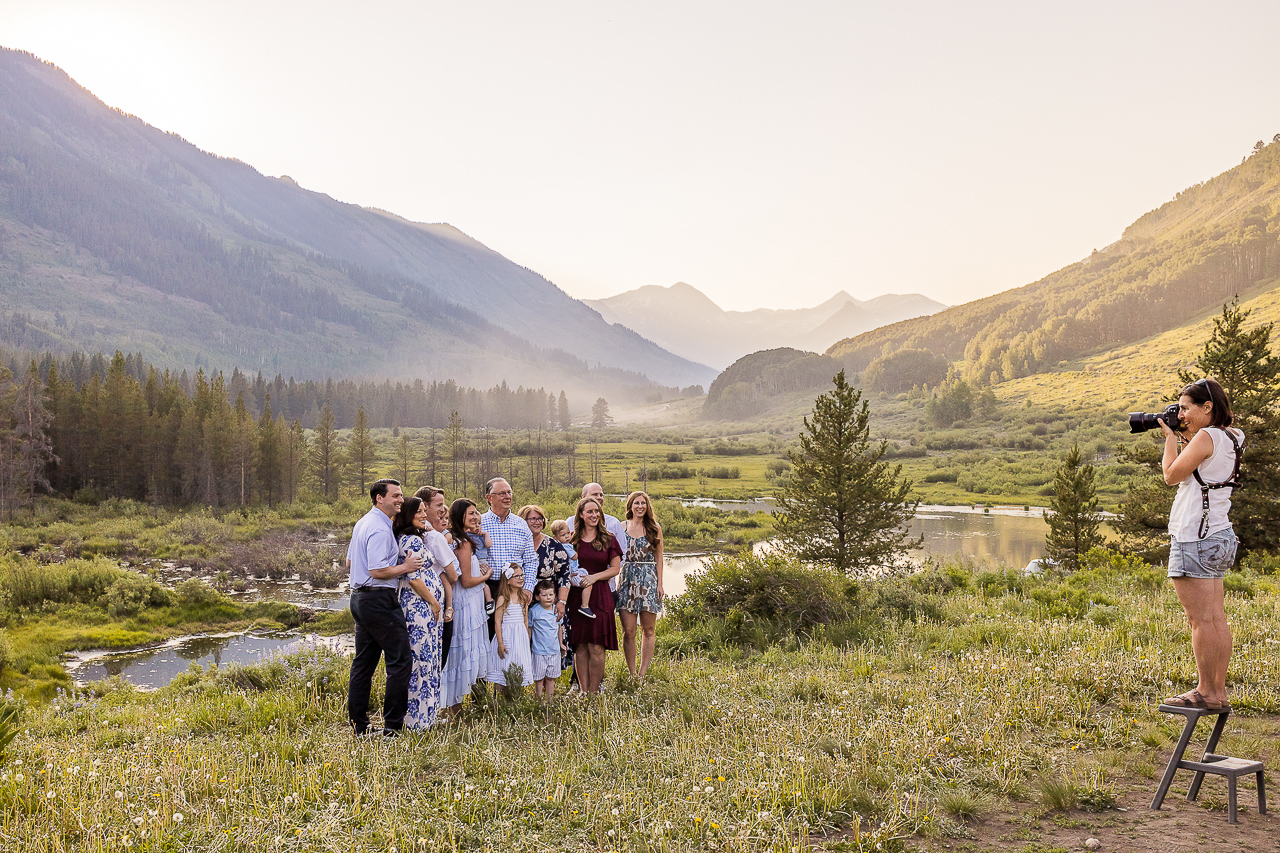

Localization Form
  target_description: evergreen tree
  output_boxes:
[312,402,343,502]
[396,433,413,486]
[347,405,377,496]
[1178,299,1280,555]
[281,419,307,504]
[1044,444,1103,571]
[590,397,612,428]
[13,362,55,513]
[775,370,919,575]
[558,391,570,431]
[1112,441,1171,560]
[257,396,281,507]
[231,393,256,506]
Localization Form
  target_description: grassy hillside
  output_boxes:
[828,141,1280,388]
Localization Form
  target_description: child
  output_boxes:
[528,580,562,700]
[550,519,595,619]
[465,527,496,616]
[485,563,533,693]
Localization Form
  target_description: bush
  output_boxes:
[176,578,224,607]
[104,573,174,617]
[668,551,857,636]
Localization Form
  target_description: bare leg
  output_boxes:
[541,677,556,700]
[574,643,595,693]
[638,610,658,679]
[1171,577,1232,704]
[618,608,639,677]
[583,643,607,693]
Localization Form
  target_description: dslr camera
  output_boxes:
[1128,403,1182,434]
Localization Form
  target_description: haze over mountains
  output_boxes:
[825,136,1280,392]
[586,283,946,370]
[0,47,712,401]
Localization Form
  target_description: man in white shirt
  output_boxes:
[346,479,422,737]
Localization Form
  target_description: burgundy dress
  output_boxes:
[567,536,622,650]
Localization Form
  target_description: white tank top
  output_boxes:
[1169,426,1244,542]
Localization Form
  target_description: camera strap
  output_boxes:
[1192,428,1242,539]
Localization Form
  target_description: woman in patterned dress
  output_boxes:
[391,496,445,729]
[616,490,664,681]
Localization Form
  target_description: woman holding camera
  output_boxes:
[1160,377,1243,711]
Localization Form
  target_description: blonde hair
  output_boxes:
[549,519,570,537]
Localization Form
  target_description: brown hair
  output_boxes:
[1180,377,1234,429]
[624,490,662,546]
[570,497,608,552]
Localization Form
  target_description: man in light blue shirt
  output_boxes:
[346,478,423,737]
[481,477,538,607]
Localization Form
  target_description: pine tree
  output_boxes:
[558,391,570,431]
[1044,444,1103,571]
[590,397,612,428]
[397,433,413,485]
[347,405,377,496]
[14,362,56,513]
[775,370,919,574]
[1177,299,1280,555]
[257,396,281,507]
[231,393,257,506]
[312,402,344,502]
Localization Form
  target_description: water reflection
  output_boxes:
[69,632,353,689]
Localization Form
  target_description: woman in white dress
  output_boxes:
[440,499,492,710]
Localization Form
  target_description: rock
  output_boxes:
[1085,839,1101,850]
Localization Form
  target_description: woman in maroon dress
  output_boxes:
[566,496,622,694]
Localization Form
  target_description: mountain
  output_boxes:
[0,47,715,397]
[584,283,946,369]
[828,141,1280,386]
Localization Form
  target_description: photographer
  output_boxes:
[1159,377,1243,711]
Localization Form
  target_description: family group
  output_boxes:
[344,477,665,736]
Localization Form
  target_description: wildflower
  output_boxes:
[13,774,23,783]
[115,790,124,800]
[133,817,144,826]
[173,813,184,823]
[611,808,619,816]
[46,790,56,800]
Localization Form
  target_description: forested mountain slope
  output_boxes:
[829,139,1280,384]
[0,48,713,393]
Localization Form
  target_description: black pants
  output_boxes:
[486,577,501,641]
[348,587,411,733]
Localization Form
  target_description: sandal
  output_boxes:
[1163,690,1224,710]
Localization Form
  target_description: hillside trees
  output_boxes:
[591,398,613,428]
[346,405,377,497]
[776,371,919,574]
[1044,444,1104,571]
[0,363,55,517]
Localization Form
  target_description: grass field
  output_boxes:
[3,553,1278,851]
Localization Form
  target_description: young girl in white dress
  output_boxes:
[440,499,492,710]
[486,561,534,692]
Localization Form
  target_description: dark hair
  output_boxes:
[449,498,477,544]
[392,496,425,540]
[534,579,556,597]
[571,496,608,552]
[370,478,400,503]
[415,485,445,504]
[1180,377,1233,429]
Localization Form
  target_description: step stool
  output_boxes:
[1151,703,1266,824]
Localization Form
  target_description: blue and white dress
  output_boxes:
[397,533,444,730]
[440,547,490,707]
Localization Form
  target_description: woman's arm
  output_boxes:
[408,578,442,616]
[1162,425,1214,485]
[494,595,508,658]
[457,539,490,589]
[654,526,664,600]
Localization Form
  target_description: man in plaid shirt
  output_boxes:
[481,477,538,608]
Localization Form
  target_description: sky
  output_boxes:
[2,1,1278,311]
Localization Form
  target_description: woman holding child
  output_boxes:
[518,504,573,619]
[566,496,622,694]
[616,490,664,681]
[440,498,492,710]
[391,496,445,729]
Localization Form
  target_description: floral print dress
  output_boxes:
[616,531,662,615]
[397,533,444,729]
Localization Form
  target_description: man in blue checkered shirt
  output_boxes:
[481,477,538,608]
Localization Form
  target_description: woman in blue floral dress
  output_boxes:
[392,496,445,729]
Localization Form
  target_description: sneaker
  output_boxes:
[577,606,596,619]
[485,600,495,616]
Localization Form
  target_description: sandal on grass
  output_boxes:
[1163,690,1225,710]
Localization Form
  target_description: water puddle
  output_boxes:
[68,632,353,689]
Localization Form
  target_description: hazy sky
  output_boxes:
[3,1,1278,311]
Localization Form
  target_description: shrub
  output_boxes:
[104,573,174,617]
[668,551,857,636]
[176,578,224,607]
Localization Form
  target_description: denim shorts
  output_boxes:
[1168,528,1238,579]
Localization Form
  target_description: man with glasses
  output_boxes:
[481,478,538,613]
